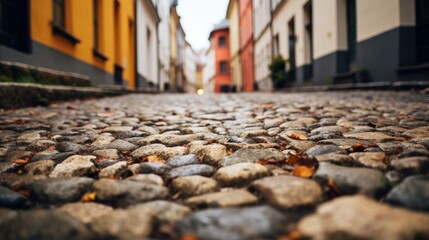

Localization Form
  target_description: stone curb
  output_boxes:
[0,82,157,109]
[273,81,429,93]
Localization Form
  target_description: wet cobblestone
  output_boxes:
[0,91,429,239]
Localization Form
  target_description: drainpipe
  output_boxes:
[269,0,275,58]
[238,0,243,92]
[156,6,161,92]
[134,0,139,89]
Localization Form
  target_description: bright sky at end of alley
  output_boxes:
[177,0,229,51]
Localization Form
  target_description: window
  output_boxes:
[273,34,279,56]
[93,0,108,60]
[219,36,226,48]
[304,0,313,62]
[52,0,80,44]
[220,61,228,74]
[53,0,65,28]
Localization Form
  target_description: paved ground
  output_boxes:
[0,91,429,240]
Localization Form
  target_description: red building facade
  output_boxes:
[209,20,231,93]
[239,0,254,91]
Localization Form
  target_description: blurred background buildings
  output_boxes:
[0,0,428,93]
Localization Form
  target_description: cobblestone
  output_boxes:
[0,91,428,239]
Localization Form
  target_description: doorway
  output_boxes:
[0,0,31,53]
[416,0,429,64]
[113,0,123,85]
[346,0,357,67]
[288,18,296,82]
[304,0,313,80]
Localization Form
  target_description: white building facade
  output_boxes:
[203,46,215,92]
[136,0,160,90]
[184,42,197,93]
[253,0,273,91]
[271,0,423,86]
[157,0,171,91]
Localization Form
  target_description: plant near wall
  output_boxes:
[269,55,287,88]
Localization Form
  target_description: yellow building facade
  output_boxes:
[169,6,179,92]
[0,0,135,88]
[169,3,185,92]
[226,0,243,91]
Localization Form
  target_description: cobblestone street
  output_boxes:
[1,91,429,240]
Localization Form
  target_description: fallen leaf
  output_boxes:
[81,192,96,202]
[206,139,219,144]
[142,155,166,164]
[14,188,30,197]
[4,119,28,124]
[47,145,56,151]
[287,154,318,167]
[278,230,302,240]
[253,138,267,143]
[287,132,308,140]
[351,143,365,152]
[292,165,315,178]
[256,158,282,165]
[227,148,234,155]
[181,234,199,240]
[14,157,30,166]
[288,154,301,165]
[327,178,341,198]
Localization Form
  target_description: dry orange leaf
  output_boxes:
[181,234,199,240]
[16,189,30,197]
[292,165,315,178]
[351,143,365,152]
[47,145,56,151]
[227,148,234,155]
[278,230,302,240]
[14,157,30,166]
[5,119,28,124]
[81,192,96,202]
[327,178,341,197]
[256,158,282,165]
[288,154,301,165]
[207,139,219,144]
[287,132,308,140]
[143,155,166,163]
